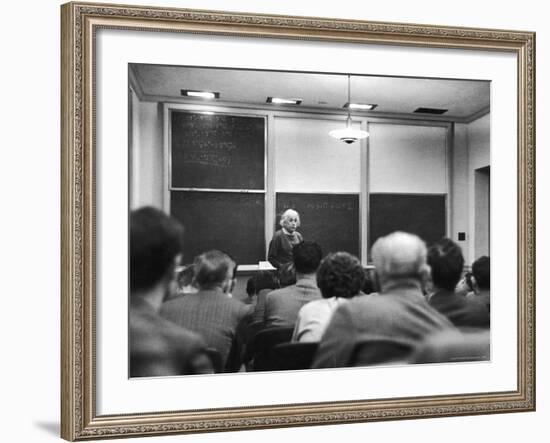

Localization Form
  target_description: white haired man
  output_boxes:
[312,232,454,368]
[267,209,303,269]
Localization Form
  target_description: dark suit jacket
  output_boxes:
[312,279,455,368]
[264,277,321,329]
[429,289,490,329]
[250,288,271,324]
[267,229,303,269]
[129,296,213,377]
[160,288,251,369]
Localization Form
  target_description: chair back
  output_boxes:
[249,327,294,371]
[269,341,319,371]
[349,335,416,367]
[204,347,223,373]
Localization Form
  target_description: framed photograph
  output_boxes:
[61,1,535,440]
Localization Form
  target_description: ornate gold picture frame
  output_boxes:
[61,1,535,440]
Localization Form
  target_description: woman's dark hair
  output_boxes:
[316,252,365,299]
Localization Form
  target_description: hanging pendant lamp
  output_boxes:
[329,75,369,144]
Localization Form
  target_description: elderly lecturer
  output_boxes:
[267,209,303,269]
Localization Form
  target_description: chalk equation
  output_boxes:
[182,151,231,167]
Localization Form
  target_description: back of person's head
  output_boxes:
[362,268,380,295]
[254,271,278,292]
[427,238,465,291]
[472,256,490,290]
[246,277,256,297]
[130,206,183,293]
[317,252,365,299]
[292,241,323,274]
[371,232,428,288]
[278,262,296,287]
[177,264,195,289]
[193,250,236,291]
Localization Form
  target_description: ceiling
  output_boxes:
[131,64,490,122]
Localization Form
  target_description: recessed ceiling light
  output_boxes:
[266,97,302,105]
[181,89,220,99]
[344,102,378,111]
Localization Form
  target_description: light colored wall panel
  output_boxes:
[467,113,491,263]
[369,123,447,193]
[134,101,164,209]
[274,116,362,192]
[469,113,490,169]
[452,123,470,260]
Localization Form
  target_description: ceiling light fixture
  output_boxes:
[329,75,369,144]
[181,89,220,99]
[345,102,378,111]
[266,97,302,105]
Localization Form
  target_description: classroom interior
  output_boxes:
[128,63,490,293]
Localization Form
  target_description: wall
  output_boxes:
[130,94,164,209]
[1,1,546,443]
[274,116,362,192]
[452,123,470,260]
[368,122,447,193]
[468,113,491,262]
[134,103,450,262]
[474,167,490,257]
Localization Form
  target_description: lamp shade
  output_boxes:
[329,75,370,144]
[329,115,369,144]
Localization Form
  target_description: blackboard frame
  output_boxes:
[166,108,268,265]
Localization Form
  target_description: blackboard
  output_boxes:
[171,191,265,265]
[276,193,360,257]
[369,193,446,249]
[171,111,265,190]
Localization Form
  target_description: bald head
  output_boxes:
[371,232,428,289]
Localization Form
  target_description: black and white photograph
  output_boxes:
[128,63,491,377]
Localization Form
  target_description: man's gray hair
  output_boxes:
[371,232,428,284]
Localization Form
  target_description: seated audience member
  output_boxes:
[411,329,490,364]
[468,256,490,312]
[264,241,323,328]
[455,271,475,298]
[427,238,489,329]
[312,232,454,369]
[268,209,303,269]
[362,267,380,295]
[165,264,197,302]
[177,264,197,295]
[278,262,297,287]
[292,252,365,342]
[248,271,279,324]
[129,207,213,377]
[160,250,251,371]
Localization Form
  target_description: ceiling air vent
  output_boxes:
[413,107,448,115]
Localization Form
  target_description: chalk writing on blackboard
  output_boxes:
[182,151,231,168]
[171,111,265,189]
